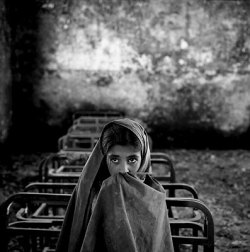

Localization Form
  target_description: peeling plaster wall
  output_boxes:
[9,0,250,147]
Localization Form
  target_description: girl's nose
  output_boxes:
[118,162,129,173]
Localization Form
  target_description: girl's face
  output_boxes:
[106,145,142,176]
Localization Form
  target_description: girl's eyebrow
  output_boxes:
[107,154,140,158]
[108,154,119,157]
[128,154,140,158]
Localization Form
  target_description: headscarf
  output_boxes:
[56,118,173,252]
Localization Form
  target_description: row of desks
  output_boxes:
[0,111,214,252]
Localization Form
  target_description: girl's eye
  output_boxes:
[110,158,119,163]
[128,158,137,164]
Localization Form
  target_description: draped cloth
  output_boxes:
[56,118,174,252]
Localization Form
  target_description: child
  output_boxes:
[56,118,174,252]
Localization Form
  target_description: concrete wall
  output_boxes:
[5,0,250,148]
[0,0,12,144]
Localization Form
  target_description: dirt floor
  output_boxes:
[0,149,250,252]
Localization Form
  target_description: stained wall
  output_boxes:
[4,0,250,148]
[0,0,12,145]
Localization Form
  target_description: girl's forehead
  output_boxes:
[107,144,141,156]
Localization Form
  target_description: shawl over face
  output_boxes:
[56,118,174,252]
